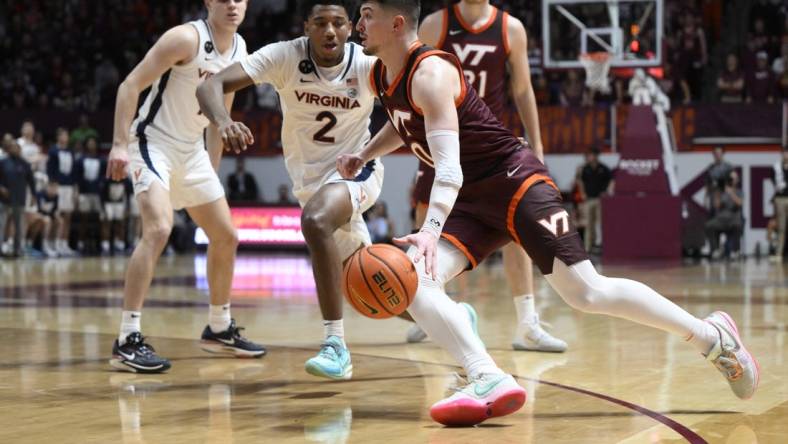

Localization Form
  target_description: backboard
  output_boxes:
[542,0,663,68]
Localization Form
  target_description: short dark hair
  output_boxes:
[374,0,421,28]
[589,146,601,156]
[300,0,352,21]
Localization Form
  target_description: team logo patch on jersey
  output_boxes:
[347,88,358,98]
[204,41,214,54]
[299,59,315,74]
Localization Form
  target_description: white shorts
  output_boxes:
[79,194,102,213]
[57,185,75,212]
[104,202,126,221]
[296,160,384,261]
[128,137,224,210]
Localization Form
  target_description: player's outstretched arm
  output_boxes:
[107,25,196,181]
[197,63,254,154]
[205,92,237,170]
[392,57,463,279]
[507,16,544,161]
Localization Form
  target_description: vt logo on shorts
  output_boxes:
[538,210,569,237]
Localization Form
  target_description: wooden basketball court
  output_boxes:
[1,254,786,443]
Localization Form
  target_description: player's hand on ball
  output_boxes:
[337,154,364,179]
[219,120,254,154]
[393,230,439,281]
[106,145,129,181]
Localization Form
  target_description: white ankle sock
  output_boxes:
[324,319,345,345]
[209,303,232,333]
[513,294,536,323]
[687,321,719,356]
[119,311,141,345]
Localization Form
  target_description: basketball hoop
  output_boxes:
[579,52,612,93]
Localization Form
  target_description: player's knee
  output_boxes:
[564,274,617,313]
[562,287,599,312]
[547,260,608,312]
[206,223,238,249]
[145,223,172,248]
[300,210,332,241]
[221,226,239,248]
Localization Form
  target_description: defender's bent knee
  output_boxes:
[301,211,335,242]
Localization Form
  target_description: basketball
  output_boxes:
[342,244,418,319]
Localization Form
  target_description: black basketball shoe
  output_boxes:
[200,319,266,358]
[110,332,171,373]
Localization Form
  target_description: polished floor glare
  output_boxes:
[0,254,786,443]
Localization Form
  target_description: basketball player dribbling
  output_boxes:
[198,1,387,380]
[106,0,265,373]
[337,0,758,426]
[404,0,567,352]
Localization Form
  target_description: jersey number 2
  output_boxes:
[313,111,337,143]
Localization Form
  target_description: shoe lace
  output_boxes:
[226,319,246,339]
[126,333,156,356]
[447,372,475,394]
[538,319,555,330]
[318,342,340,359]
[531,313,556,331]
[447,372,470,393]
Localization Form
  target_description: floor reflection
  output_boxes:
[0,257,786,443]
[194,254,316,298]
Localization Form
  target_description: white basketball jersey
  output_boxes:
[240,37,376,200]
[132,20,248,147]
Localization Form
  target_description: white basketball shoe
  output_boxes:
[704,311,760,400]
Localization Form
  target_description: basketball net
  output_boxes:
[579,52,612,94]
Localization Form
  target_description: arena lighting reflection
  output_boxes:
[194,255,316,297]
[194,206,305,246]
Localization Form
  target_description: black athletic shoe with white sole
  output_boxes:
[110,332,171,373]
[200,319,266,358]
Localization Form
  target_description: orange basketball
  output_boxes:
[342,244,418,319]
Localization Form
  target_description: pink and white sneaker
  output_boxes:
[704,311,760,400]
[429,373,526,426]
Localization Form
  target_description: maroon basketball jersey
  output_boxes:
[370,43,543,184]
[437,4,510,120]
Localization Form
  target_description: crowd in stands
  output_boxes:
[2,1,786,114]
[0,118,140,258]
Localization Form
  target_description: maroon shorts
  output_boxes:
[412,160,434,205]
[441,153,588,275]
